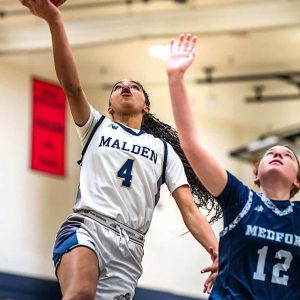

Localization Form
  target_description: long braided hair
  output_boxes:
[110,80,222,223]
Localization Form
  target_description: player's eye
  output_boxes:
[113,84,122,91]
[131,84,141,91]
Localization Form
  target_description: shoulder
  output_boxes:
[217,171,252,206]
[76,105,111,145]
[223,171,250,191]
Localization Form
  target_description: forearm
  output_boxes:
[184,209,218,255]
[48,15,90,125]
[48,16,82,95]
[173,187,218,254]
[167,73,199,151]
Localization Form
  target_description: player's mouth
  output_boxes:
[270,159,283,165]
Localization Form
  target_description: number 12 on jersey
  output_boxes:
[253,246,293,286]
[117,159,134,187]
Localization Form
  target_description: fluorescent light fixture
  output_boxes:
[148,44,170,60]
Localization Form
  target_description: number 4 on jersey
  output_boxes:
[117,159,134,187]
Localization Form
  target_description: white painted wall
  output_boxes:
[0,59,80,279]
[0,57,259,299]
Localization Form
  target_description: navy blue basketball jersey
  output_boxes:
[209,172,300,300]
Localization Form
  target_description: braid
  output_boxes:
[142,113,222,223]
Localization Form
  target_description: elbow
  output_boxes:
[180,139,204,160]
[179,136,198,151]
[180,142,196,157]
[61,82,83,98]
[178,139,190,153]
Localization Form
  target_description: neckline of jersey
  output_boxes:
[258,192,294,216]
[115,122,145,136]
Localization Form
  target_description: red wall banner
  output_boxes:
[31,78,66,176]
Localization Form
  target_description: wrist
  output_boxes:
[46,12,63,27]
[211,250,218,259]
[167,72,185,83]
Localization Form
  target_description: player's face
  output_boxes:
[109,79,149,117]
[255,145,300,192]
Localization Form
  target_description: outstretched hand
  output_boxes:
[165,33,197,76]
[201,247,218,294]
[20,0,61,22]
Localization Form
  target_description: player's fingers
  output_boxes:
[189,35,198,52]
[183,33,192,50]
[206,280,213,293]
[201,266,213,273]
[20,0,34,8]
[203,272,216,293]
[169,38,175,54]
[177,33,185,51]
[203,277,212,293]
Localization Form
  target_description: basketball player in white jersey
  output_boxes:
[166,34,300,300]
[20,1,219,299]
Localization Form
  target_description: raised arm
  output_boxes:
[20,0,90,125]
[166,34,227,197]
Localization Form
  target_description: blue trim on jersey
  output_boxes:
[77,115,106,165]
[155,176,163,207]
[258,193,294,216]
[161,139,168,184]
[220,190,253,237]
[154,139,168,206]
[116,122,145,136]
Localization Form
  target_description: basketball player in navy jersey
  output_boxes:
[20,1,219,299]
[166,33,300,300]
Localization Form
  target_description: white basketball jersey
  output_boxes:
[74,106,188,233]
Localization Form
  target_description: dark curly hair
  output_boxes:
[142,113,221,223]
[110,80,222,223]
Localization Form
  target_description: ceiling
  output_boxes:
[1,0,300,132]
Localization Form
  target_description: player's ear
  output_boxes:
[142,105,150,114]
[292,178,300,190]
[253,176,260,187]
[108,106,114,115]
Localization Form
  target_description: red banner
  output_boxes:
[31,78,66,176]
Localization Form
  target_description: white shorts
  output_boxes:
[53,211,144,300]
